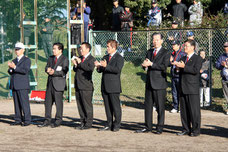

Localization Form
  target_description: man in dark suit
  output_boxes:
[38,42,69,128]
[136,33,170,134]
[94,40,124,132]
[72,42,95,130]
[174,39,203,137]
[8,42,31,126]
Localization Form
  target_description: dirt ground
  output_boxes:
[0,100,227,152]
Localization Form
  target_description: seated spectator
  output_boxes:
[215,42,228,115]
[199,50,210,107]
[188,0,203,27]
[147,0,162,27]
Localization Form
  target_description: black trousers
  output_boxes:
[12,89,31,124]
[102,91,121,129]
[76,90,93,127]
[180,93,201,134]
[145,88,166,132]
[45,81,64,125]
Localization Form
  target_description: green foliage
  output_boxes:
[0,0,67,45]
[201,11,227,28]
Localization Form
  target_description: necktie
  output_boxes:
[55,57,57,64]
[109,55,111,62]
[82,57,85,63]
[153,49,157,58]
[186,56,189,63]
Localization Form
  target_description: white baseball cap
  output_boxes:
[15,42,25,50]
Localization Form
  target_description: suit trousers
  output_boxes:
[12,89,31,123]
[76,90,93,127]
[145,88,166,132]
[102,91,122,129]
[45,81,64,125]
[180,93,201,134]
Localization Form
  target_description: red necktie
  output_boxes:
[109,55,111,61]
[55,57,57,64]
[186,56,189,63]
[153,49,157,58]
[82,57,85,63]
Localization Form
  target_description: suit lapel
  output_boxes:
[16,56,26,66]
[54,54,64,69]
[186,54,196,65]
[83,54,91,63]
[153,48,164,62]
[108,52,118,64]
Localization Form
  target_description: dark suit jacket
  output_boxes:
[180,54,203,94]
[97,52,124,93]
[146,47,171,90]
[73,54,96,91]
[45,54,69,92]
[8,56,31,90]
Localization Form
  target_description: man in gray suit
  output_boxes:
[38,42,69,128]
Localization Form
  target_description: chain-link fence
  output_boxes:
[89,28,228,107]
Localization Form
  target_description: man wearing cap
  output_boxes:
[172,0,187,27]
[112,0,124,31]
[8,42,31,126]
[38,42,69,128]
[170,40,186,113]
[41,17,53,58]
[136,33,170,134]
[215,42,228,115]
[186,31,199,54]
[147,0,162,27]
[174,39,203,137]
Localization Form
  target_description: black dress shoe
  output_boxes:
[38,122,51,127]
[176,131,189,136]
[51,123,60,128]
[98,126,111,131]
[154,131,162,135]
[135,128,151,133]
[190,133,200,137]
[10,122,22,126]
[22,123,30,127]
[113,128,120,132]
